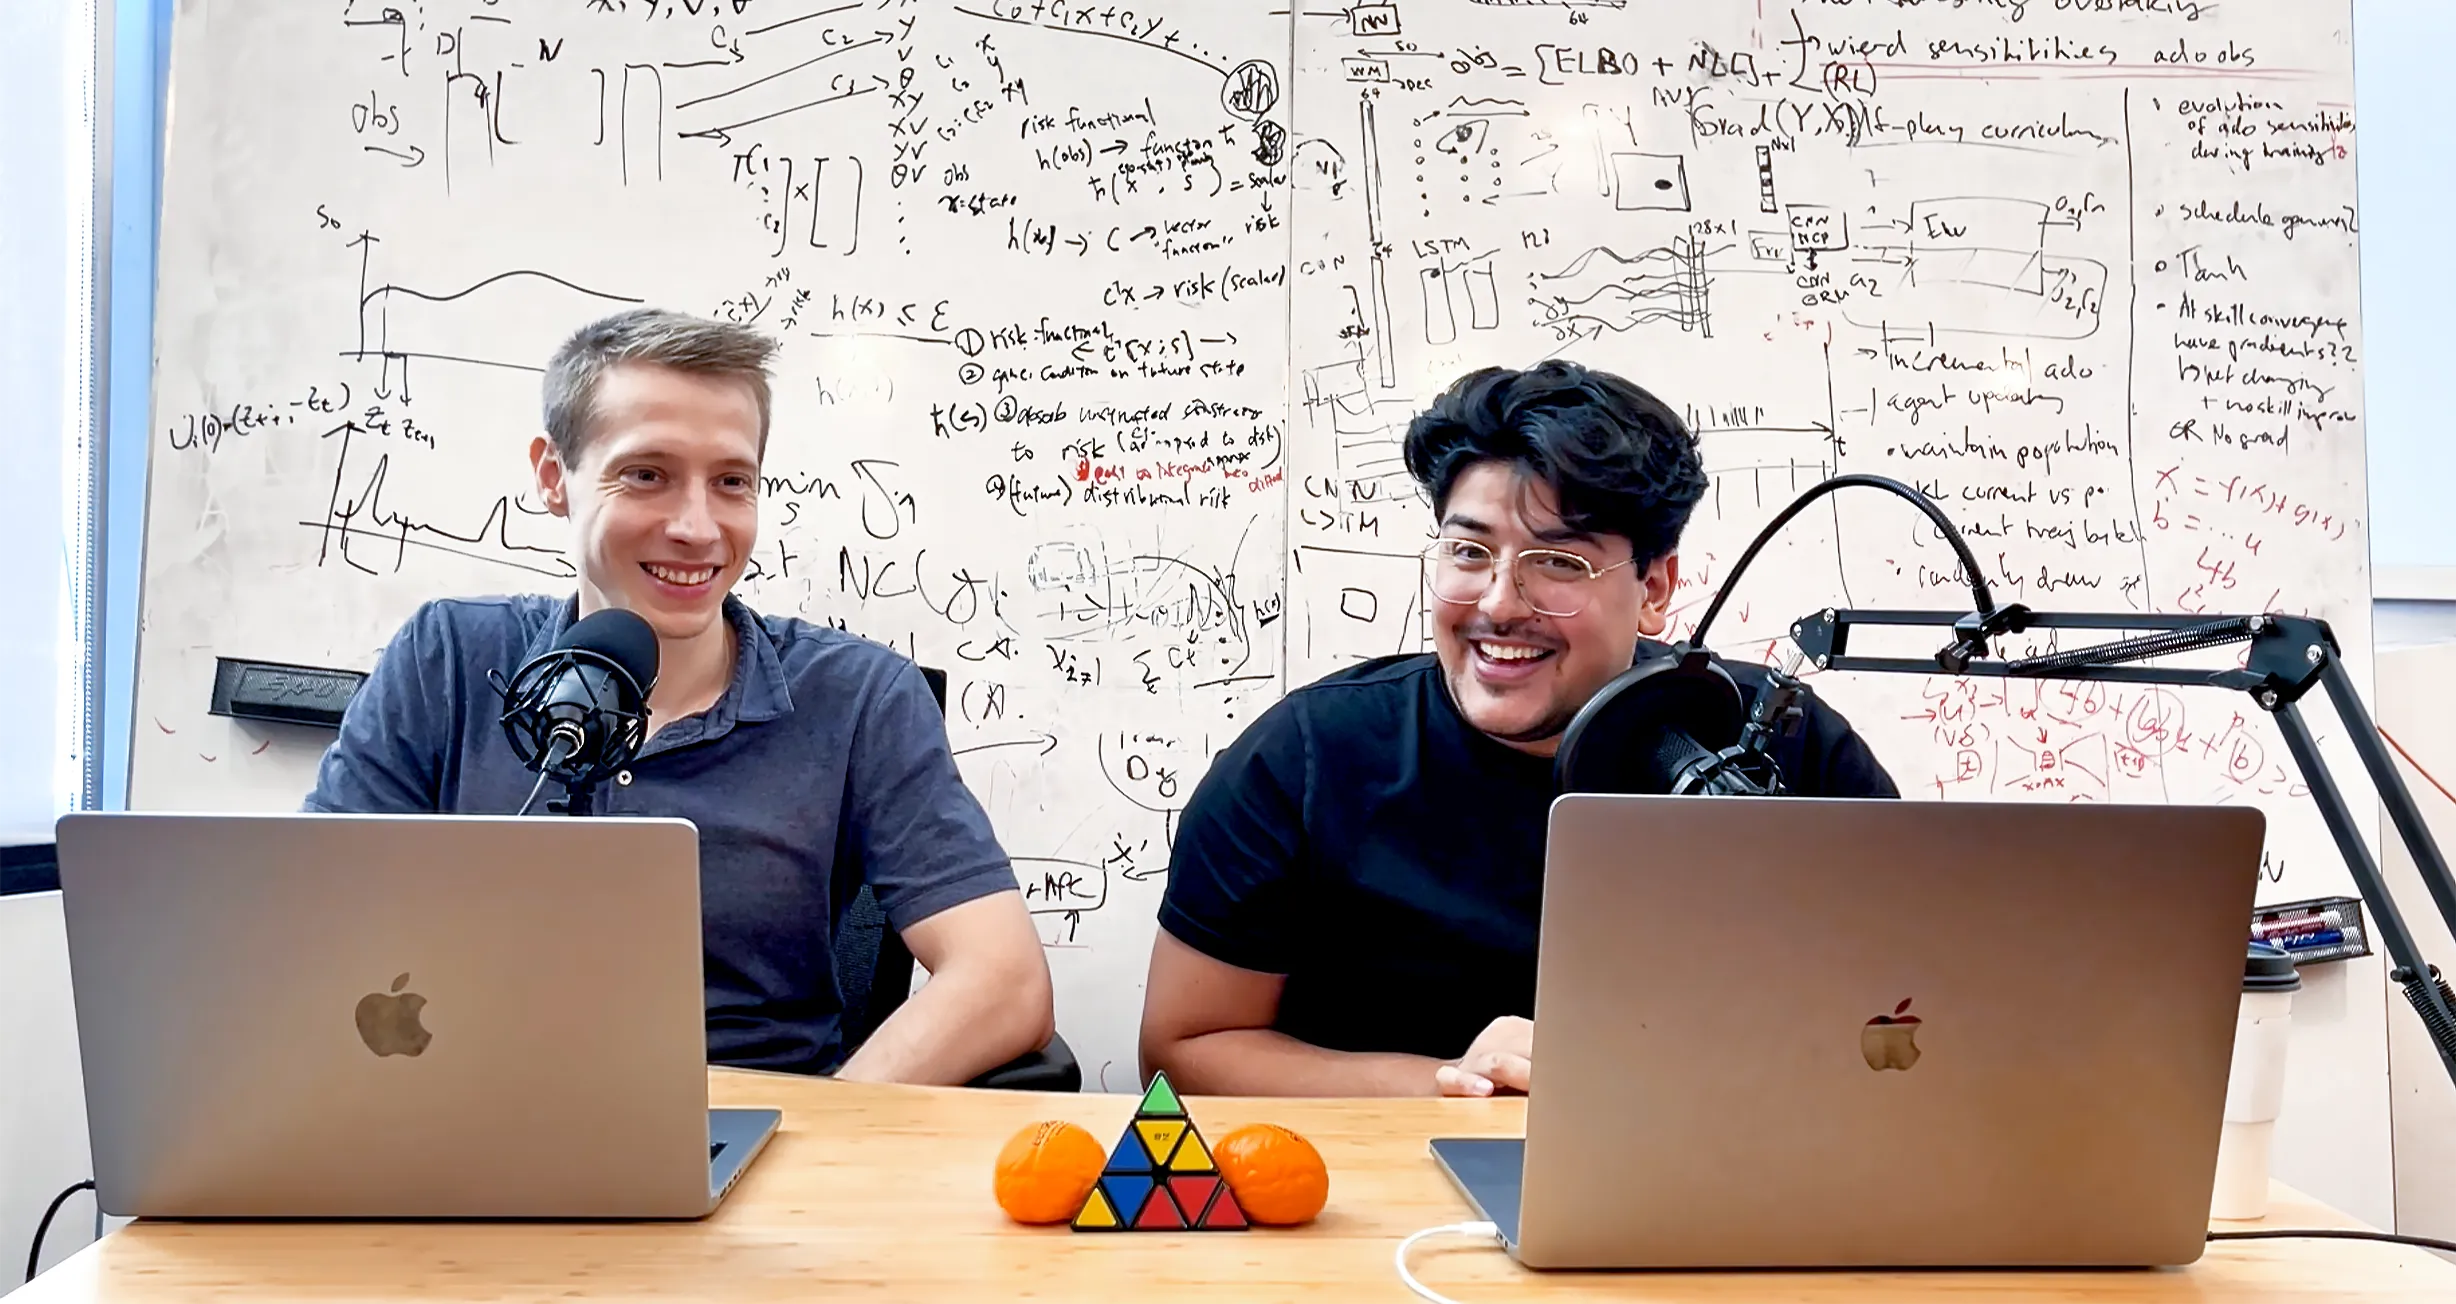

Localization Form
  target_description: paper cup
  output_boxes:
[2211,944,2300,1221]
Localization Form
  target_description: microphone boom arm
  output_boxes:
[1787,602,2456,1087]
[1677,461,2456,1089]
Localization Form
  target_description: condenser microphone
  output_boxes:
[495,608,659,789]
[1554,646,1788,797]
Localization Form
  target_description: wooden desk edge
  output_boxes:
[18,1069,2450,1302]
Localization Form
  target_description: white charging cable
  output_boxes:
[1394,1220,1503,1304]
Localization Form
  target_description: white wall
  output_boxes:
[2,0,101,1285]
[2352,28,2456,1224]
[2380,641,2456,1240]
[2377,571,2456,650]
[2346,50,2456,1240]
[2354,1,2456,571]
[0,1,94,825]
[1,893,95,1290]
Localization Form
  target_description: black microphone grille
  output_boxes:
[554,608,660,691]
[1554,647,1747,796]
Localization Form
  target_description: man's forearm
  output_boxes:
[1150,1027,1444,1097]
[838,962,1053,1085]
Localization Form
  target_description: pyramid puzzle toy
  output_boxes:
[1071,1071,1249,1232]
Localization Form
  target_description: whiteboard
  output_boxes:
[135,0,2385,1220]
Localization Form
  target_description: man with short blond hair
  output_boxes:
[308,308,1054,1083]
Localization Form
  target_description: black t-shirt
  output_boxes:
[1158,648,1900,1061]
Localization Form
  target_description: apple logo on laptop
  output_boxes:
[356,973,432,1057]
[1861,998,1922,1071]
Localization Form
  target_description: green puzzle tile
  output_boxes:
[1136,1073,1185,1118]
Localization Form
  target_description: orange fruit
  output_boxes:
[1213,1123,1329,1225]
[992,1120,1107,1224]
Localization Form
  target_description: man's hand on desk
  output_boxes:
[1436,1015,1532,1097]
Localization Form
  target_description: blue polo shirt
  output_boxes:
[304,593,1021,1073]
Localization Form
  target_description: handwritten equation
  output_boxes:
[139,1,2373,1087]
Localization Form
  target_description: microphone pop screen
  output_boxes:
[1554,646,1764,796]
[558,607,661,689]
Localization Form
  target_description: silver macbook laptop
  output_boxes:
[1433,795,2264,1269]
[55,811,779,1219]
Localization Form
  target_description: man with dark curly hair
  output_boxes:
[1139,360,1898,1097]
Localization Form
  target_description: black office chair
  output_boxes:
[827,666,1079,1091]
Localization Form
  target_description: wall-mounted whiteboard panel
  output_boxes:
[138,0,1293,1096]
[137,0,2384,1221]
[1282,0,2377,1219]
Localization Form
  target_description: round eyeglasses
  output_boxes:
[1419,539,1636,619]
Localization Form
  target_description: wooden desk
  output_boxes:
[21,1069,2455,1302]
